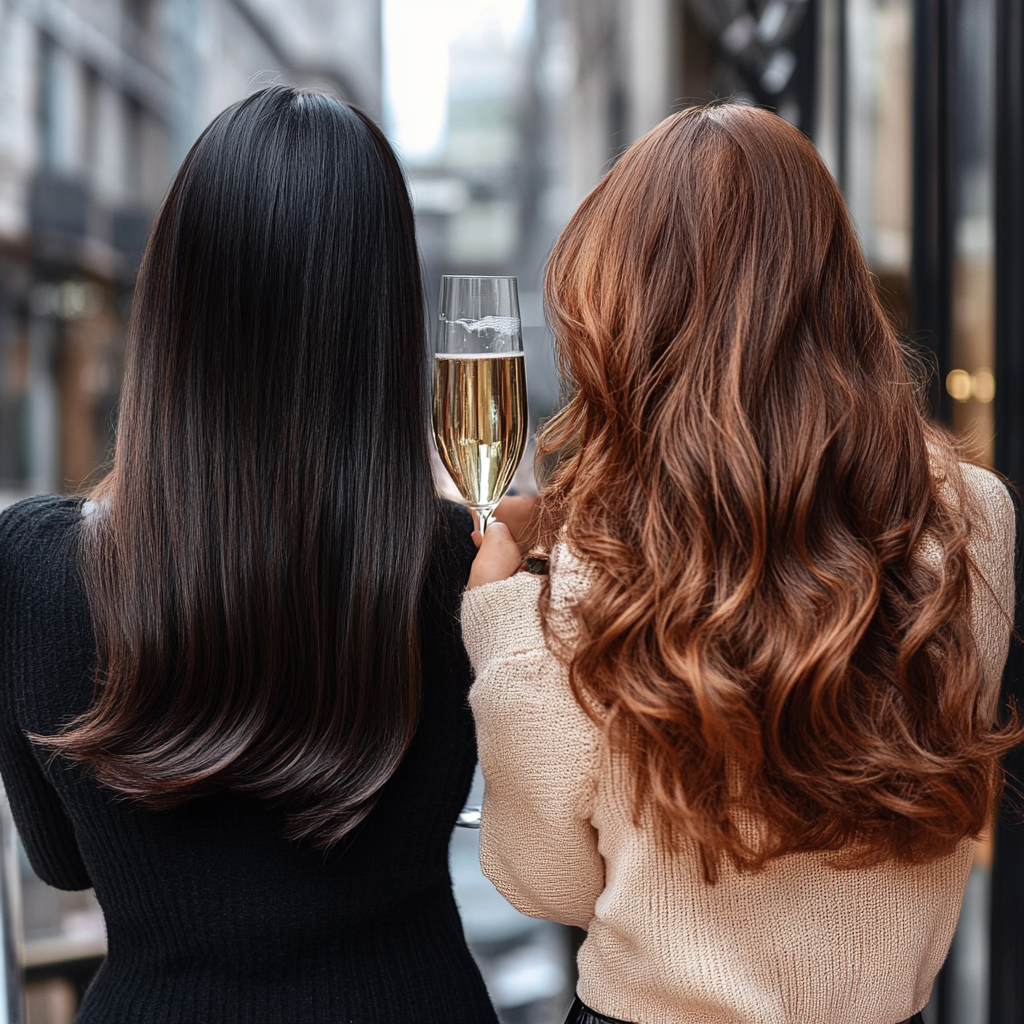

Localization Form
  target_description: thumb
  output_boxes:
[468,521,523,589]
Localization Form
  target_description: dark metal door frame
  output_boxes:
[910,8,954,1018]
[911,0,954,422]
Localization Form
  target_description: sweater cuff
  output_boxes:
[460,572,546,671]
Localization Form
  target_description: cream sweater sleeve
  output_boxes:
[961,464,1016,722]
[462,572,605,930]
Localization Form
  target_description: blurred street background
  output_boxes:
[3,0,1024,1022]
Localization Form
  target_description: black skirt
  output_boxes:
[563,994,926,1024]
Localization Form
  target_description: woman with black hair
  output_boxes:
[0,86,498,1023]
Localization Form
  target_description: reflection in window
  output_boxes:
[843,0,913,330]
[949,0,995,465]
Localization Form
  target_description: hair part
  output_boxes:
[535,104,1020,880]
[40,86,438,847]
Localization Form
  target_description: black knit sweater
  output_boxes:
[0,495,498,1024]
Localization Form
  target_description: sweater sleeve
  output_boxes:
[960,464,1017,723]
[0,500,92,890]
[0,715,92,891]
[462,573,604,930]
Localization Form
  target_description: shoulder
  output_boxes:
[549,542,597,604]
[0,493,85,536]
[0,496,92,716]
[957,464,1015,562]
[947,465,1016,629]
[0,495,85,587]
[959,463,1013,518]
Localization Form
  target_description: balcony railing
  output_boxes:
[1,786,24,1024]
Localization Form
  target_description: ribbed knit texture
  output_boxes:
[0,495,498,1024]
[463,464,1016,1024]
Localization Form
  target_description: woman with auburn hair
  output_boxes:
[0,87,498,1023]
[464,104,1019,1024]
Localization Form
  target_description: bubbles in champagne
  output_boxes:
[432,353,528,509]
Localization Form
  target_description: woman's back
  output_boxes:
[461,102,1021,1024]
[1,496,494,1024]
[465,463,1014,1023]
[0,85,499,1022]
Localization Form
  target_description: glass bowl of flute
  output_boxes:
[432,276,528,535]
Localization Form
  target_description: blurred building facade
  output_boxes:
[0,0,380,504]
[405,0,820,421]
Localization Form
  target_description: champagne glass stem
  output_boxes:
[477,505,497,535]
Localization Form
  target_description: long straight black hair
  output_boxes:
[43,86,438,846]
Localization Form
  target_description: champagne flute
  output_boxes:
[432,276,528,535]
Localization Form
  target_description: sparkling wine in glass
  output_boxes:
[432,276,528,535]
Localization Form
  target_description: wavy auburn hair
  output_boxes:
[536,104,1019,879]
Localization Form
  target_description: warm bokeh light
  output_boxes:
[947,368,973,402]
[972,367,996,403]
[945,367,995,404]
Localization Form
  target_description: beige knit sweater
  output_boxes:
[462,464,1015,1024]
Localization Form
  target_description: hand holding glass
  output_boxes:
[432,276,528,534]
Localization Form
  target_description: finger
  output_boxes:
[479,520,520,557]
[468,522,524,589]
[471,530,482,549]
